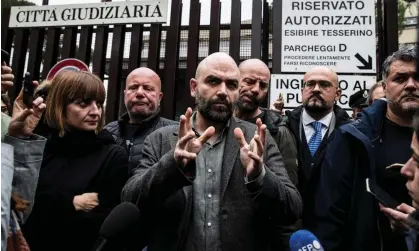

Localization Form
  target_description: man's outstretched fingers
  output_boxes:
[178,115,187,138]
[248,151,263,166]
[198,126,215,144]
[178,132,196,149]
[259,124,267,146]
[185,107,193,132]
[234,128,247,148]
[253,135,264,156]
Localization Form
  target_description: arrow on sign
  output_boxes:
[355,53,373,70]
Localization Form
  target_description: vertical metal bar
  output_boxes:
[376,0,383,79]
[383,0,398,56]
[147,24,162,72]
[162,0,182,120]
[209,0,221,54]
[262,0,270,65]
[184,0,201,111]
[271,0,282,74]
[230,0,241,63]
[61,27,77,59]
[92,26,109,79]
[42,28,61,79]
[1,8,11,50]
[251,0,262,59]
[26,28,45,81]
[105,25,125,123]
[10,29,29,101]
[128,24,144,73]
[76,26,93,65]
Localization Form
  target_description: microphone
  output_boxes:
[289,230,324,251]
[91,202,140,251]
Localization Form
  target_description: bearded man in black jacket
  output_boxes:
[234,59,298,185]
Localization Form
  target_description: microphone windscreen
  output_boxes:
[289,230,324,251]
[99,202,140,239]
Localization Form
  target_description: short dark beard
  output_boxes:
[236,94,260,114]
[303,94,330,114]
[196,92,233,123]
[388,92,419,121]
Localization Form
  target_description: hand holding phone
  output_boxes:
[366,178,400,209]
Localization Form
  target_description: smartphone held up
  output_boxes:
[22,72,36,108]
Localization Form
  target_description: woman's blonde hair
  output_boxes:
[44,70,106,136]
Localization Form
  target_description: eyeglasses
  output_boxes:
[303,80,336,90]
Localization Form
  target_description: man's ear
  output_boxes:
[335,88,342,102]
[159,92,163,102]
[190,78,198,97]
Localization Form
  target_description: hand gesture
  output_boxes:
[234,118,266,180]
[380,203,416,232]
[1,63,14,94]
[174,107,215,167]
[8,89,45,138]
[73,193,99,212]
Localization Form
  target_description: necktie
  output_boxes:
[308,121,323,156]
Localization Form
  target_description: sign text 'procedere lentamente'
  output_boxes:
[9,0,168,28]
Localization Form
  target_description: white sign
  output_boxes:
[9,0,168,28]
[269,74,376,110]
[281,0,376,74]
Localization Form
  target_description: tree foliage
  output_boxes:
[1,0,36,9]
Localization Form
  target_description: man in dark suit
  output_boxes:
[122,52,302,251]
[285,66,350,228]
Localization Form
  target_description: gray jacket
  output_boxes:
[122,117,302,251]
[1,135,46,250]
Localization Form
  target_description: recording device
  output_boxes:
[91,202,140,251]
[1,49,10,65]
[366,178,400,209]
[22,72,35,108]
[289,230,324,251]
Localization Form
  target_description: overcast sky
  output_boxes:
[28,0,273,25]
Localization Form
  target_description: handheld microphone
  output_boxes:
[91,202,140,251]
[289,230,324,251]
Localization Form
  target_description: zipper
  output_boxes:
[126,139,133,163]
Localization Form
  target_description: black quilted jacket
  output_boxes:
[104,110,177,175]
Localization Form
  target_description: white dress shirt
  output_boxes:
[302,109,333,142]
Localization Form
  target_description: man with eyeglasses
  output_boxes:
[284,66,350,229]
[312,47,419,251]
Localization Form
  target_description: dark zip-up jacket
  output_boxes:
[312,99,398,251]
[104,110,177,174]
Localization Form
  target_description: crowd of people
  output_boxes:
[0,46,418,251]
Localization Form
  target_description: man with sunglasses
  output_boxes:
[312,47,419,251]
[284,66,350,229]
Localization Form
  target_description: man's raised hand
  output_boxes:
[234,118,267,180]
[174,107,215,167]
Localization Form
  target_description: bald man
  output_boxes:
[104,67,176,174]
[284,66,350,229]
[235,59,298,185]
[122,52,302,251]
